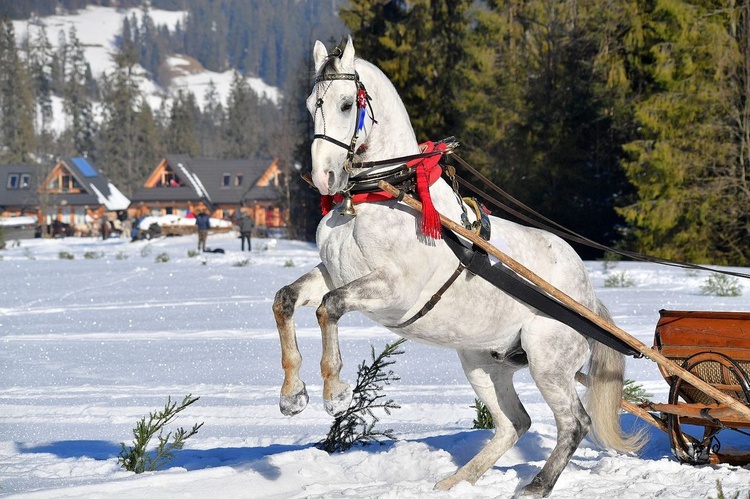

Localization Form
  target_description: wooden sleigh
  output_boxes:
[378,180,750,466]
[650,310,750,465]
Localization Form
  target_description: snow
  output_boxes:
[1,232,749,498]
[13,6,281,135]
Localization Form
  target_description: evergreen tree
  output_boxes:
[198,79,225,158]
[21,23,55,160]
[0,17,36,162]
[98,53,146,197]
[165,90,200,156]
[62,26,96,157]
[222,70,260,159]
[619,0,749,265]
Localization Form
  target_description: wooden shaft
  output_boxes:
[379,180,750,422]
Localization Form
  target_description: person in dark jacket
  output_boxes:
[195,211,211,251]
[238,212,254,251]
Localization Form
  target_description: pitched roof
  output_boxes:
[1,159,129,212]
[48,157,131,211]
[0,163,46,210]
[130,156,282,206]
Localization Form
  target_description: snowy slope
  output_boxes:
[1,232,749,498]
[12,6,280,134]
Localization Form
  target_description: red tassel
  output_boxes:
[415,163,442,239]
[321,195,334,215]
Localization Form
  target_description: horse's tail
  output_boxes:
[585,300,647,454]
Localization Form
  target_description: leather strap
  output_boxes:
[392,262,466,328]
[441,230,642,358]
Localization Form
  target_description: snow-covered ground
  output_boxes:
[1,232,749,498]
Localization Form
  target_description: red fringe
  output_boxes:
[415,163,442,240]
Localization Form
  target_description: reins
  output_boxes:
[310,51,749,279]
[448,151,750,280]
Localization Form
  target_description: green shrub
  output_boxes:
[317,338,406,453]
[604,271,635,288]
[623,379,652,405]
[710,479,749,499]
[83,251,104,259]
[471,398,494,430]
[58,251,74,260]
[116,251,129,260]
[187,249,199,258]
[118,395,203,474]
[283,259,295,267]
[700,274,742,297]
[155,252,170,263]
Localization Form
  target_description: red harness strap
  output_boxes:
[321,141,445,239]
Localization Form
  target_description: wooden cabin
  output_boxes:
[128,156,286,234]
[0,159,130,237]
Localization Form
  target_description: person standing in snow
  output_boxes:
[195,211,211,251]
[238,212,254,252]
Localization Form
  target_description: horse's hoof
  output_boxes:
[280,385,309,416]
[517,480,549,498]
[323,385,352,416]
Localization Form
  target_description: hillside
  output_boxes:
[12,5,282,135]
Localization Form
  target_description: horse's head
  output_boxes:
[307,37,370,195]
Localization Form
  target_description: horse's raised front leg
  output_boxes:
[273,264,333,416]
[316,268,405,416]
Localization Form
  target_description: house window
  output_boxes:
[235,174,243,186]
[222,174,231,187]
[6,174,19,189]
[48,172,83,193]
[6,173,31,190]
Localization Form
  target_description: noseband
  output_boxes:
[313,69,375,172]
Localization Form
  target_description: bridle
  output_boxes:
[312,67,375,173]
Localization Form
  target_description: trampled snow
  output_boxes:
[1,232,749,498]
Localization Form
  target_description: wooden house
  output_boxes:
[128,156,286,232]
[1,158,129,237]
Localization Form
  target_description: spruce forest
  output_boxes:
[1,0,749,265]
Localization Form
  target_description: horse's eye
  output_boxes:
[341,101,353,112]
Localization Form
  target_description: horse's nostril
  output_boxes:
[327,171,335,191]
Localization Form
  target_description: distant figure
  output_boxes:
[100,216,110,240]
[238,212,255,252]
[195,211,211,251]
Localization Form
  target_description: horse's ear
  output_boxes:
[313,40,328,73]
[340,35,355,70]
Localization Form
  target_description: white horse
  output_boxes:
[273,37,645,497]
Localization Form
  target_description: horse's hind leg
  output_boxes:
[436,349,530,490]
[273,264,332,416]
[520,319,591,497]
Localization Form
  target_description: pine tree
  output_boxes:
[618,0,749,264]
[62,25,96,157]
[98,53,144,197]
[165,90,200,156]
[0,17,36,163]
[198,79,225,158]
[222,70,260,159]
